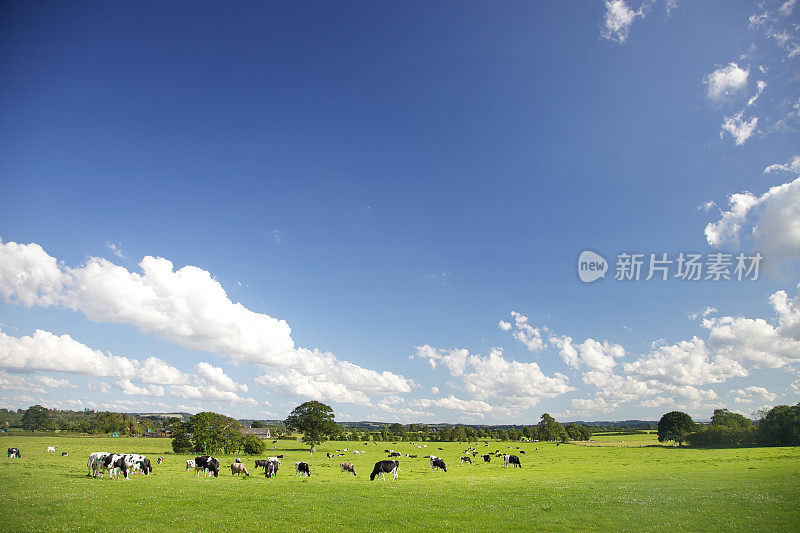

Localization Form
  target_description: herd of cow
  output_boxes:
[7,443,525,483]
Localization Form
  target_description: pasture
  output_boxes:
[0,435,798,532]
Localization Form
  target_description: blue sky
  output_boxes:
[1,0,799,423]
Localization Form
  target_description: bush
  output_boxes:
[686,426,755,447]
[242,435,267,455]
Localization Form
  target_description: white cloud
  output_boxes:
[730,385,778,403]
[0,370,45,394]
[507,311,544,351]
[411,345,572,410]
[764,155,800,175]
[705,63,749,101]
[33,375,77,389]
[431,386,440,394]
[602,0,651,43]
[106,241,125,259]
[703,284,800,369]
[749,12,769,29]
[624,336,748,386]
[498,320,511,331]
[118,379,164,397]
[720,111,758,145]
[780,0,797,16]
[550,335,625,371]
[705,176,800,271]
[410,396,494,414]
[747,80,767,106]
[0,241,411,403]
[0,328,186,384]
[195,362,245,393]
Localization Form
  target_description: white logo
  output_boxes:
[578,250,607,283]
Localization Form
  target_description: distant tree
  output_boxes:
[242,434,267,455]
[284,401,340,449]
[657,411,696,446]
[250,421,266,428]
[21,405,55,431]
[565,423,580,440]
[578,425,593,441]
[538,414,567,442]
[388,423,406,437]
[710,409,753,430]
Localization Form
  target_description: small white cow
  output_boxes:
[46,446,56,454]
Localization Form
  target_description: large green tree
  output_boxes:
[284,401,339,449]
[21,405,55,431]
[657,411,696,446]
[186,412,242,455]
[538,413,567,441]
[756,403,800,446]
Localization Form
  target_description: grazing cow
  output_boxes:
[276,454,284,459]
[353,450,361,455]
[102,454,134,480]
[384,449,391,453]
[340,462,357,476]
[295,461,310,477]
[327,453,333,458]
[254,459,270,470]
[88,452,111,477]
[504,454,521,468]
[62,452,69,456]
[265,460,279,478]
[230,463,250,476]
[158,456,163,464]
[122,454,152,475]
[520,450,525,454]
[46,446,56,454]
[472,451,478,457]
[194,456,220,477]
[408,454,417,458]
[438,447,444,451]
[186,459,196,471]
[7,447,21,458]
[460,456,472,465]
[370,460,399,481]
[431,457,447,472]
[267,457,282,466]
[482,454,491,464]
[388,451,401,457]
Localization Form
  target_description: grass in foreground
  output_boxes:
[0,435,797,532]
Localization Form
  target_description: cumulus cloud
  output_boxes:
[410,395,494,414]
[730,385,778,403]
[624,337,748,386]
[0,241,411,403]
[706,63,750,101]
[705,176,800,272]
[702,284,800,368]
[550,335,625,371]
[411,345,572,410]
[602,0,652,43]
[720,111,758,145]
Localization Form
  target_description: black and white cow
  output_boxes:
[460,456,471,465]
[265,460,279,478]
[388,451,401,457]
[97,454,133,480]
[295,461,310,477]
[157,456,163,464]
[7,447,21,458]
[370,460,399,481]
[194,456,220,477]
[122,454,152,475]
[504,454,521,468]
[482,454,491,464]
[431,457,447,472]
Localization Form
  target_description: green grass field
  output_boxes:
[0,435,798,532]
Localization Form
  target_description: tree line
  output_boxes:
[657,404,800,447]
